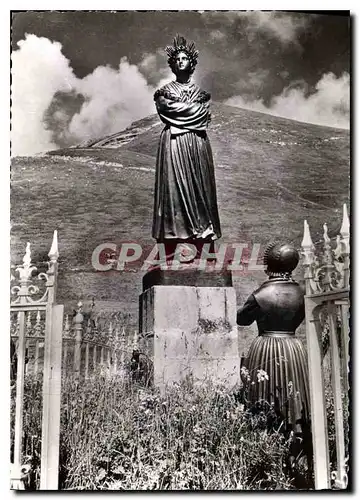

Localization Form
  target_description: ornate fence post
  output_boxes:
[73,302,83,377]
[301,206,350,490]
[337,204,350,391]
[301,221,330,489]
[40,231,63,490]
[11,231,64,490]
[11,243,35,488]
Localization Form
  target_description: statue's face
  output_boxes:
[175,51,190,72]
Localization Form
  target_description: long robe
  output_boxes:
[237,278,310,431]
[152,81,221,242]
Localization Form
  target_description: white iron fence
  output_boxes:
[301,203,350,490]
[10,231,63,490]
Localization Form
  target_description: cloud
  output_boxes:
[237,11,310,45]
[11,34,77,156]
[233,69,271,98]
[11,35,164,156]
[11,31,349,157]
[209,30,226,42]
[69,58,156,142]
[225,72,350,129]
[138,50,172,89]
[201,11,311,47]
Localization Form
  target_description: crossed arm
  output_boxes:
[155,95,211,130]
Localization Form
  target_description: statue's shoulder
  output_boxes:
[254,279,303,303]
[153,82,175,101]
[195,85,211,103]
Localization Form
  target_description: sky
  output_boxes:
[11,10,350,156]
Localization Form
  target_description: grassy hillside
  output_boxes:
[11,103,350,344]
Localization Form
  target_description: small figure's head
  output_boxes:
[166,35,199,76]
[264,242,300,278]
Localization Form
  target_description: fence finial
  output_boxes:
[301,220,314,249]
[340,203,349,238]
[24,242,31,266]
[74,301,83,324]
[323,223,333,264]
[16,242,37,282]
[323,223,330,243]
[339,203,350,288]
[132,330,139,350]
[48,230,59,261]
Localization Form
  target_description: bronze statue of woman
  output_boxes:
[152,35,221,244]
[237,243,310,432]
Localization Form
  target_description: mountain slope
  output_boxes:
[11,104,350,333]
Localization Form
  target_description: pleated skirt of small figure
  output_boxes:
[246,335,310,428]
[152,128,221,241]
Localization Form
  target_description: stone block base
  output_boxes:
[139,286,240,389]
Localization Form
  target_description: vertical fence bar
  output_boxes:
[304,298,330,490]
[93,345,97,374]
[85,343,89,380]
[340,302,349,392]
[100,346,104,366]
[25,338,30,375]
[34,339,40,375]
[13,311,26,480]
[40,304,64,490]
[74,304,83,377]
[328,302,347,489]
[113,327,120,375]
[113,347,116,373]
[120,348,125,374]
[62,341,68,377]
[107,348,111,372]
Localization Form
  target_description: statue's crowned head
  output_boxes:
[263,242,300,278]
[165,35,199,75]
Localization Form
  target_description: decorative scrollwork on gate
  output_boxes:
[301,204,350,295]
[11,231,59,307]
[301,204,350,490]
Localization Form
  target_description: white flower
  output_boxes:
[257,369,269,382]
[241,366,251,382]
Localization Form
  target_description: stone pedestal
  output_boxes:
[139,285,240,389]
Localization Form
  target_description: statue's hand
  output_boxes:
[154,89,180,102]
[157,96,168,108]
[195,90,211,103]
